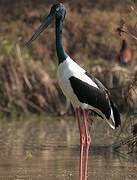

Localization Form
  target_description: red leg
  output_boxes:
[75,108,85,180]
[83,110,91,180]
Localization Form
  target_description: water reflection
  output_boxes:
[0,117,136,180]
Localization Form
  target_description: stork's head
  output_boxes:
[26,3,66,46]
[51,3,66,21]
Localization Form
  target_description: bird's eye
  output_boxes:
[56,7,60,11]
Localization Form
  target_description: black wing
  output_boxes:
[85,72,107,91]
[69,76,111,119]
[86,72,121,128]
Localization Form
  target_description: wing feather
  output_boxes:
[85,72,121,128]
[69,76,111,119]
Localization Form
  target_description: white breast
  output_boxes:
[57,57,99,108]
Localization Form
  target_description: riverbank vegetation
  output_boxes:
[0,0,137,117]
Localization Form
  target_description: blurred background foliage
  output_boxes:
[0,0,137,115]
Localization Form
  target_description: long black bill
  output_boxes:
[26,13,54,46]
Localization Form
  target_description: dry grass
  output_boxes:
[0,44,64,115]
[0,1,137,115]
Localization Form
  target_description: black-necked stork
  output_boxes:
[118,39,132,65]
[26,3,121,180]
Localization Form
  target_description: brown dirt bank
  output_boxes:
[0,1,137,115]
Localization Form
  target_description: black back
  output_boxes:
[69,76,111,119]
[86,72,121,128]
[69,73,121,128]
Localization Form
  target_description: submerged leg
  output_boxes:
[83,110,91,180]
[75,108,85,180]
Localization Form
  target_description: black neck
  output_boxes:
[55,18,68,64]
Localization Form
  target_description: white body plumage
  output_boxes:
[57,56,116,129]
[58,57,98,107]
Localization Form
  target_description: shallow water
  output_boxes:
[0,116,136,180]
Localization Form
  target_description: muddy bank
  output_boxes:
[0,1,137,115]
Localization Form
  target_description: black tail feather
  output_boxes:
[110,99,121,129]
